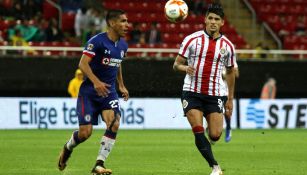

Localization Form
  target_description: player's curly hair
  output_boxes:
[206,1,224,18]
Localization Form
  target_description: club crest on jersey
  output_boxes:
[219,47,228,57]
[120,50,125,58]
[182,99,188,109]
[87,44,94,51]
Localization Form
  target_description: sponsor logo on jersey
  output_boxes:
[104,49,111,54]
[102,57,122,67]
[102,58,110,64]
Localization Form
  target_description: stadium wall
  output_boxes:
[0,97,306,129]
[0,56,307,98]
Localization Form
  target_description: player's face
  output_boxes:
[205,13,224,34]
[113,14,129,37]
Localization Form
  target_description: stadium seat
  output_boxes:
[283,35,299,49]
[43,1,59,19]
[0,0,247,57]
[248,0,307,50]
[0,20,10,31]
[104,0,247,52]
[61,12,75,32]
[1,0,13,9]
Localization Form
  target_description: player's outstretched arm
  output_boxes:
[117,64,129,101]
[79,54,111,97]
[173,55,194,76]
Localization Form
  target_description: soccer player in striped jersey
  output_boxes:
[173,3,236,175]
[58,9,129,175]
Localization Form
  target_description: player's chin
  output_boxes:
[120,30,128,37]
[209,27,218,33]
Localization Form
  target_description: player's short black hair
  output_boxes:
[106,9,126,26]
[206,2,224,18]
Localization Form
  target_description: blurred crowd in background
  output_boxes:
[0,0,306,58]
[0,0,208,46]
[0,0,105,47]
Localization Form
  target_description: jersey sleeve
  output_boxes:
[83,36,100,58]
[178,36,192,59]
[225,43,237,67]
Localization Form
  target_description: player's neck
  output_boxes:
[107,30,120,43]
[205,29,221,40]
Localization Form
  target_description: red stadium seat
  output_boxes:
[274,4,287,14]
[61,12,75,32]
[104,0,246,52]
[283,35,299,49]
[1,0,13,9]
[290,5,304,15]
[300,37,307,44]
[43,1,58,19]
[0,20,10,31]
[280,0,290,4]
[249,0,307,50]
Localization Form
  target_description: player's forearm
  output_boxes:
[226,69,235,99]
[116,74,125,87]
[173,63,188,73]
[116,66,125,87]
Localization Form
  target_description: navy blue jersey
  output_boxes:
[81,33,128,96]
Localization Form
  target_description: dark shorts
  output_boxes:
[76,92,121,125]
[181,91,227,117]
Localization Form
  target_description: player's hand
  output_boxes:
[119,85,129,101]
[186,66,195,76]
[225,99,233,118]
[94,81,111,97]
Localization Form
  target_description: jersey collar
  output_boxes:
[203,30,223,40]
[106,32,120,47]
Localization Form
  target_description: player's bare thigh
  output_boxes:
[206,112,223,140]
[102,109,120,132]
[186,109,204,127]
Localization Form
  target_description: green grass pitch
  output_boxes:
[0,129,306,175]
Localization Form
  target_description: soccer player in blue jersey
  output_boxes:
[58,9,129,175]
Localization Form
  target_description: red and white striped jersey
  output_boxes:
[222,61,238,96]
[178,30,236,96]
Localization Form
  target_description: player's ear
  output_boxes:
[109,19,116,27]
[221,19,224,26]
